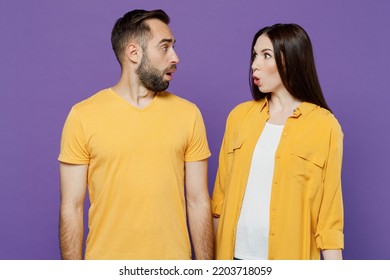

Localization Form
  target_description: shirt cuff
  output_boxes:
[315,230,344,250]
[211,199,223,217]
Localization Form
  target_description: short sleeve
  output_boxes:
[184,107,211,162]
[58,107,90,164]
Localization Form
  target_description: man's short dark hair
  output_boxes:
[111,9,170,66]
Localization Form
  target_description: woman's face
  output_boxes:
[251,34,284,94]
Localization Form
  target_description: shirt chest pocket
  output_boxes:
[227,138,245,174]
[288,145,326,190]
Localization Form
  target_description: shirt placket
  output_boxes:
[268,110,300,259]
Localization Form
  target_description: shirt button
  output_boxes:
[283,132,288,136]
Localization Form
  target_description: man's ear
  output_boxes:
[125,43,142,64]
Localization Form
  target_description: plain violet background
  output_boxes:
[1,0,389,260]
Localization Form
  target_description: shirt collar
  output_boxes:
[258,98,318,118]
[259,98,268,112]
[293,102,317,118]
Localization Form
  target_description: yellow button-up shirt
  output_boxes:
[212,99,344,260]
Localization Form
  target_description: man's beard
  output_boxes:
[136,53,172,92]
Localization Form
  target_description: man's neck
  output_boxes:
[112,76,156,109]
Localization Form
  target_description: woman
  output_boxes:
[212,24,344,260]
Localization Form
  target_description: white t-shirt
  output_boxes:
[234,122,284,260]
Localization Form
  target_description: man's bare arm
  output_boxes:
[185,160,214,259]
[59,163,88,260]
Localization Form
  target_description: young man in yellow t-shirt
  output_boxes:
[58,9,213,260]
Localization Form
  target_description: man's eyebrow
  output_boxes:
[157,38,176,45]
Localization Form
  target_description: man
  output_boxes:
[58,9,213,260]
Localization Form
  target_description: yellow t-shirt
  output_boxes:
[59,88,211,259]
[212,99,344,260]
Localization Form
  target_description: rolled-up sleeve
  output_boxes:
[211,113,234,217]
[315,122,344,250]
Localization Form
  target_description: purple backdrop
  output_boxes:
[1,0,389,260]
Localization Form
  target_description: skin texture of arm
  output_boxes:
[185,159,214,260]
[322,249,343,260]
[59,162,88,260]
